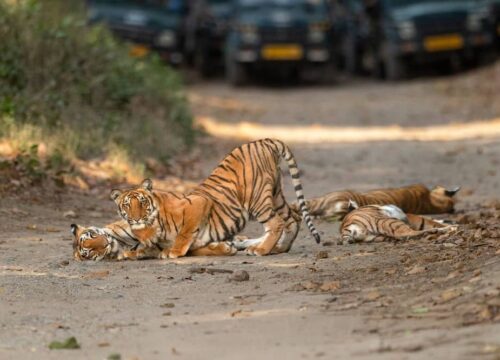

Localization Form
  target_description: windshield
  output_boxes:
[385,0,479,7]
[89,0,185,11]
[237,0,327,12]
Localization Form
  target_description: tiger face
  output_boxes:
[110,179,157,229]
[71,224,114,261]
[430,186,460,213]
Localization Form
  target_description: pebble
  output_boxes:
[229,270,250,282]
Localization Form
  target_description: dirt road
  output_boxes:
[1,67,500,360]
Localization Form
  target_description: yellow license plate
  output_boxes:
[129,44,150,58]
[261,44,303,60]
[424,34,464,52]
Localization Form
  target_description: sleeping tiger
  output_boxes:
[109,138,320,258]
[71,221,239,261]
[339,201,455,244]
[299,184,460,220]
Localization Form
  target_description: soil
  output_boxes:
[1,66,500,360]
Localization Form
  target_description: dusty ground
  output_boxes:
[1,65,500,360]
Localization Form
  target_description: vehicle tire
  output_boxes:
[344,33,361,74]
[384,53,407,81]
[322,62,337,84]
[194,44,212,78]
[226,59,247,86]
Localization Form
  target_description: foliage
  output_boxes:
[0,0,194,177]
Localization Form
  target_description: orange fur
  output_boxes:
[339,204,453,244]
[301,184,459,220]
[110,139,320,258]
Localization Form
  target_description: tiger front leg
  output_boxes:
[160,233,196,259]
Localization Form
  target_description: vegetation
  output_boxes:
[0,0,194,184]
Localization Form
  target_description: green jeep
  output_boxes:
[86,0,187,64]
[225,0,334,85]
[360,0,495,80]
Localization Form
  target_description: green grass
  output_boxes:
[0,0,194,181]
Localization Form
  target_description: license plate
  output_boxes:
[261,44,303,60]
[424,34,464,52]
[129,44,149,58]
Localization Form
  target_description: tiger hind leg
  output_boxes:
[271,190,301,254]
[246,185,285,256]
[188,241,237,256]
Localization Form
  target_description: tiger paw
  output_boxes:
[160,248,186,259]
[245,245,269,256]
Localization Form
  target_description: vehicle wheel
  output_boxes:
[384,53,407,81]
[344,34,361,74]
[194,45,212,78]
[321,62,337,84]
[226,59,247,86]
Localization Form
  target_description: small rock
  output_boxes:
[63,210,77,219]
[402,344,423,352]
[319,281,341,292]
[229,270,250,282]
[316,251,329,259]
[160,303,175,308]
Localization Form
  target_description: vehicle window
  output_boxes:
[237,0,328,12]
[385,0,479,8]
[90,0,185,11]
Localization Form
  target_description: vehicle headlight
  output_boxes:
[467,9,489,32]
[308,22,329,43]
[156,30,176,47]
[308,29,325,43]
[397,21,416,40]
[239,24,259,44]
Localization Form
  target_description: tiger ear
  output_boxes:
[110,189,122,203]
[70,224,80,236]
[347,200,359,212]
[141,178,153,191]
[444,186,461,197]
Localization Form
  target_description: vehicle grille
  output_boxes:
[416,14,467,36]
[259,26,307,43]
[109,24,158,44]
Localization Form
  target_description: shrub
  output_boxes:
[0,0,194,178]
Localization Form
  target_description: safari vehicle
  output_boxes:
[358,0,495,80]
[184,0,233,76]
[492,0,500,46]
[86,0,187,64]
[225,0,335,85]
[329,0,369,73]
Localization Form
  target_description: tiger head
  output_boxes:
[110,179,158,230]
[430,186,460,213]
[71,224,119,261]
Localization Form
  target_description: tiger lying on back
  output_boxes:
[71,221,238,261]
[298,184,460,220]
[339,201,455,244]
[110,139,320,258]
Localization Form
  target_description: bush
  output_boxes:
[0,0,194,176]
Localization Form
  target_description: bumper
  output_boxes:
[233,44,331,64]
[392,32,493,61]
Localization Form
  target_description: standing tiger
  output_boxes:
[110,139,320,258]
[339,202,455,244]
[71,221,238,261]
[300,184,460,220]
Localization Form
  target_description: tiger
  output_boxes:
[299,184,460,220]
[339,201,455,244]
[109,138,320,258]
[71,221,239,261]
